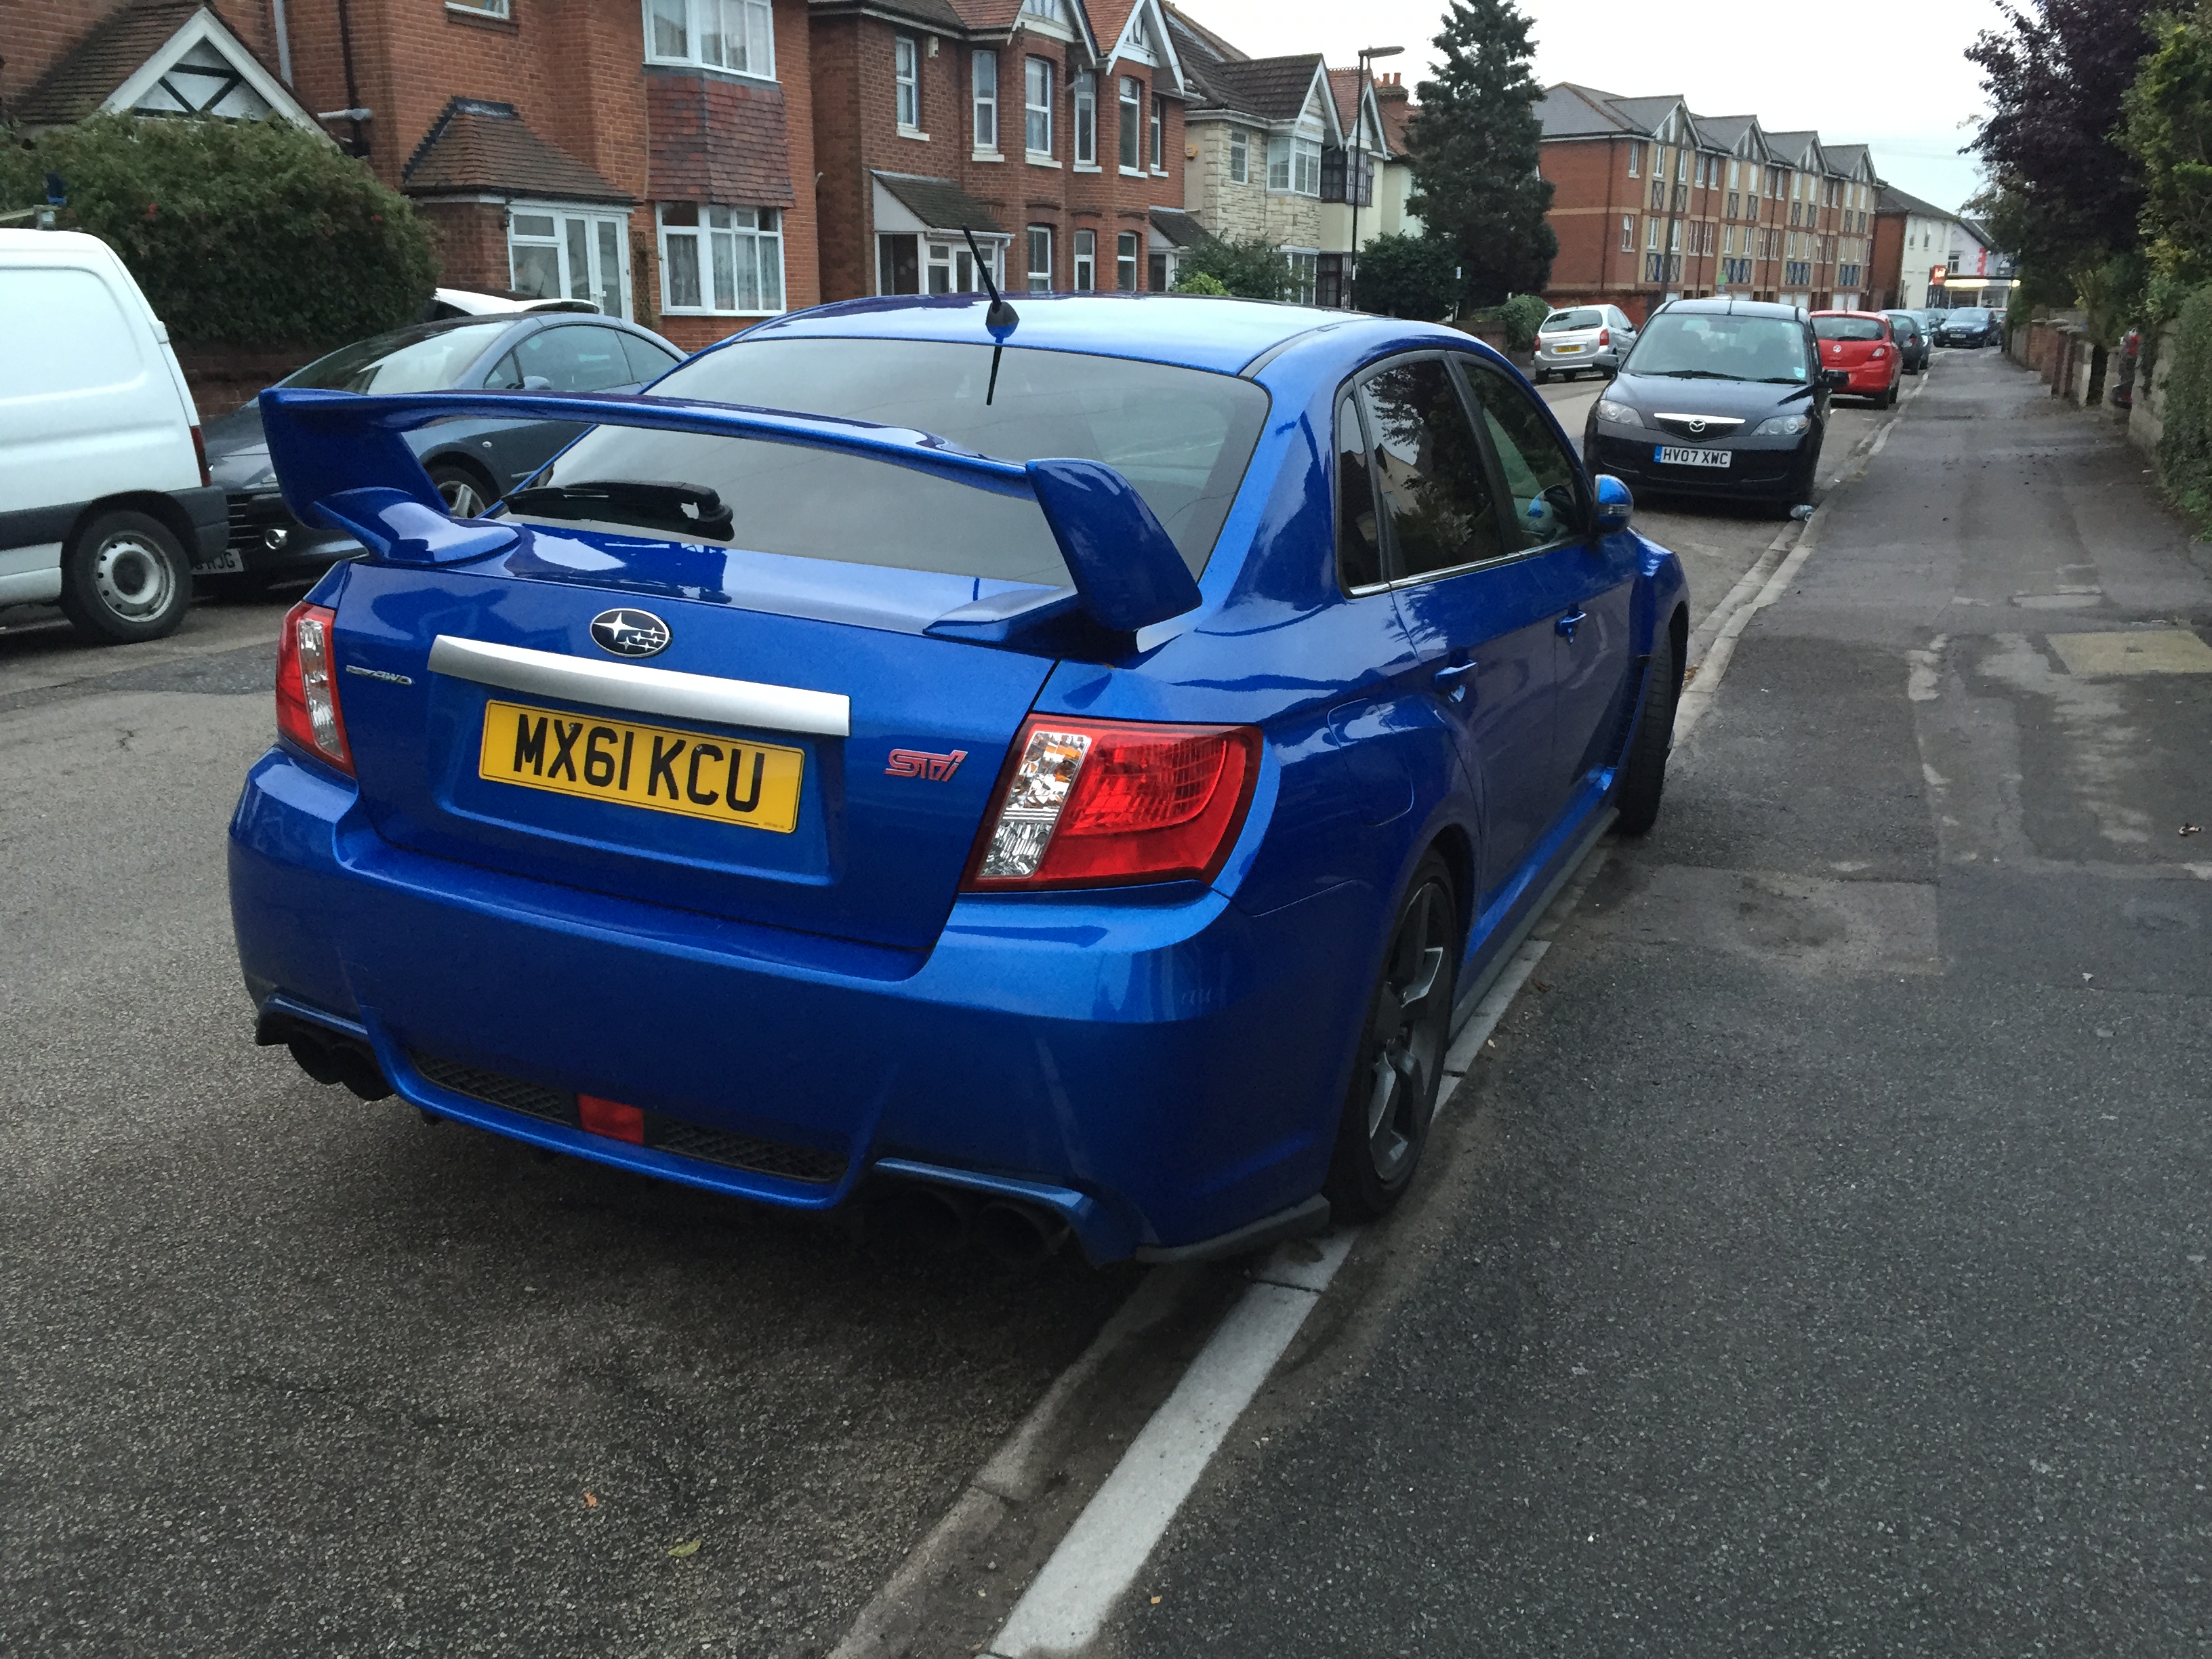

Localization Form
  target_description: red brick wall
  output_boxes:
[2,0,281,112]
[808,12,1186,303]
[1869,210,1904,308]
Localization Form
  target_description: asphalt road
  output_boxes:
[0,586,1139,1656]
[1103,348,2212,1653]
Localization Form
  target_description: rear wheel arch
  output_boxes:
[1421,822,1477,964]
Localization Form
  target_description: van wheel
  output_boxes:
[60,510,192,644]
[1324,854,1458,1221]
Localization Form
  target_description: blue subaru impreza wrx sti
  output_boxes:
[228,293,1687,1265]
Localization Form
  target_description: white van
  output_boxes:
[0,229,227,642]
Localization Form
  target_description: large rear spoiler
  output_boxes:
[258,386,1202,635]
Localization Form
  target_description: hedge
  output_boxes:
[2158,284,2212,533]
[0,114,437,347]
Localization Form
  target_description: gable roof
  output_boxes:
[1161,1,1246,68]
[1189,53,1330,128]
[871,169,1004,234]
[1540,83,1695,146]
[14,0,316,129]
[1092,0,1188,97]
[1374,78,1416,153]
[1877,183,1953,220]
[403,98,633,203]
[1326,67,1389,156]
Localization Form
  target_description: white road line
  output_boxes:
[987,1233,1357,1658]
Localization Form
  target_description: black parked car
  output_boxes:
[201,313,682,590]
[1933,307,1999,348]
[1882,309,1931,373]
[1583,298,1845,512]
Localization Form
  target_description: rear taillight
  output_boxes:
[964,717,1261,891]
[275,601,353,774]
[1871,345,1889,359]
[1598,327,1610,346]
[190,424,211,487]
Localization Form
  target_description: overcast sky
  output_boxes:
[1174,0,2008,213]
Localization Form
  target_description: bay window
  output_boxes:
[1025,57,1052,157]
[646,0,774,77]
[1267,134,1321,195]
[658,204,784,314]
[1073,72,1097,165]
[1118,77,1142,171]
[972,51,998,152]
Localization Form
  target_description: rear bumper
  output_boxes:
[212,489,364,576]
[1536,344,1618,373]
[228,747,1378,1263]
[1842,365,1895,393]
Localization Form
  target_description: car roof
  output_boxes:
[1658,297,1806,319]
[737,293,1364,377]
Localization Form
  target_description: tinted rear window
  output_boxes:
[1542,309,1605,331]
[281,322,509,392]
[524,337,1270,586]
[1814,316,1885,342]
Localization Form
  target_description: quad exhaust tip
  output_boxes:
[260,1011,394,1102]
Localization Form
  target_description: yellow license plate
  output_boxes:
[1556,344,1582,352]
[478,699,804,833]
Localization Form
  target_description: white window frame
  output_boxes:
[1026,224,1053,291]
[450,0,510,17]
[508,204,633,319]
[1115,228,1139,291]
[1073,72,1097,167]
[1024,56,1054,159]
[1266,134,1321,196]
[1118,76,1143,173]
[1284,248,1317,305]
[1149,94,1165,172]
[1620,216,1633,252]
[643,0,775,79]
[656,203,786,316]
[1646,217,1660,252]
[1073,227,1096,290]
[1228,126,1248,185]
[1626,141,1641,178]
[972,50,998,154]
[895,35,920,133]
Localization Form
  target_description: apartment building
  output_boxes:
[3,0,821,352]
[1537,83,1881,321]
[807,0,1191,302]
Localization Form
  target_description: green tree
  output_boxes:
[0,114,436,347]
[1405,0,1556,308]
[2119,3,2212,287]
[1172,234,1294,301]
[1352,232,1458,318]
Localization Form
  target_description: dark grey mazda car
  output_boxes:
[1582,298,1845,512]
[200,312,680,591]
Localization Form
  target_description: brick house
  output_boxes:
[4,0,820,353]
[806,0,1191,302]
[1536,83,1883,322]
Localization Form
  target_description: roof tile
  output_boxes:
[403,98,634,204]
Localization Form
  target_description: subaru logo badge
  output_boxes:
[589,609,670,659]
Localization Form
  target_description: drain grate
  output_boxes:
[408,1050,843,1185]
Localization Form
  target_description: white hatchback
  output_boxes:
[0,230,226,642]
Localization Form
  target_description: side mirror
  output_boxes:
[522,374,554,392]
[1593,474,1633,534]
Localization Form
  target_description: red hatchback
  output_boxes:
[1811,310,1901,407]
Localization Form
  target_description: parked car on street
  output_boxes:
[229,293,1688,1265]
[421,287,602,322]
[1533,305,1638,382]
[203,313,680,592]
[1882,309,1931,374]
[1813,310,1903,407]
[1934,307,1999,348]
[1582,298,1839,511]
[0,228,225,642]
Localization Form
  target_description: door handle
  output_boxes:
[1432,659,1477,702]
[1556,609,1589,642]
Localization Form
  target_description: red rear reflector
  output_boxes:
[964,717,1261,891]
[274,601,353,774]
[578,1094,645,1143]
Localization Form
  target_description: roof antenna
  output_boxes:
[962,226,1020,336]
[962,225,1018,405]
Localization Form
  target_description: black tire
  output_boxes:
[1534,369,1550,386]
[1324,854,1458,1222]
[1615,619,1680,836]
[58,508,192,644]
[428,461,496,518]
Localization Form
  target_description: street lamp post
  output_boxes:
[1347,44,1402,311]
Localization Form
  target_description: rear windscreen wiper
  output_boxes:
[502,480,735,541]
